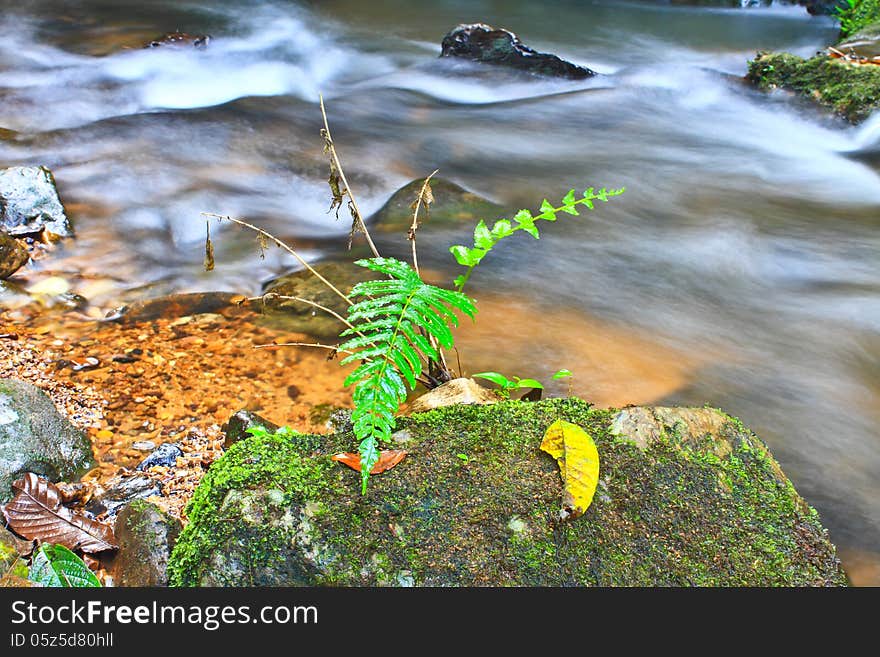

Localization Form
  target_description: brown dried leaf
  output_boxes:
[331,450,407,474]
[1,473,118,553]
[204,221,215,272]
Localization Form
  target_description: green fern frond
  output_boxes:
[341,257,476,492]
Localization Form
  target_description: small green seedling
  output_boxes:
[456,453,470,464]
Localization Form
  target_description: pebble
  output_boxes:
[136,442,184,471]
[132,441,156,451]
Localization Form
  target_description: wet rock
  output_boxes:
[136,443,183,471]
[169,399,847,586]
[407,378,501,414]
[0,378,96,501]
[370,178,505,233]
[261,261,379,337]
[145,31,211,49]
[0,233,28,279]
[111,500,182,587]
[223,410,278,449]
[0,166,72,239]
[85,474,162,518]
[837,21,880,59]
[105,291,242,324]
[440,23,595,79]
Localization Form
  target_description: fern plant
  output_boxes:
[449,187,625,292]
[339,257,476,492]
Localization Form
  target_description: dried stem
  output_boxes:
[409,169,439,276]
[253,341,353,355]
[202,212,352,307]
[319,95,380,259]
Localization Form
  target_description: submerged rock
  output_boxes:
[223,410,278,449]
[145,32,211,49]
[0,233,28,279]
[0,166,72,239]
[261,261,379,338]
[168,398,846,586]
[112,500,182,587]
[105,291,242,324]
[837,21,880,58]
[440,23,595,79]
[370,178,505,233]
[0,379,96,501]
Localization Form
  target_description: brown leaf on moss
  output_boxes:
[331,450,407,474]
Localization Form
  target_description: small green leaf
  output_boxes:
[562,189,577,206]
[540,199,555,214]
[472,372,512,388]
[491,219,514,238]
[513,378,544,389]
[553,369,573,379]
[456,453,470,463]
[453,274,467,289]
[560,204,579,216]
[473,220,493,249]
[28,544,101,588]
[450,245,473,266]
[521,223,540,239]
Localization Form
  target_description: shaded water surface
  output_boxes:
[2,0,878,582]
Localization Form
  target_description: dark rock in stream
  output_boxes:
[440,23,595,79]
[85,475,162,518]
[223,410,278,449]
[0,232,29,279]
[136,443,183,471]
[0,378,96,501]
[168,398,847,586]
[111,500,182,587]
[370,177,505,233]
[145,32,211,50]
[0,166,72,239]
[105,291,243,324]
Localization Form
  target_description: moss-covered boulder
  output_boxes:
[0,378,96,501]
[168,399,846,586]
[747,51,880,122]
[745,0,880,122]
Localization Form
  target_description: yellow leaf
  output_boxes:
[540,419,600,520]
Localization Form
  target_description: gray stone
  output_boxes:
[0,379,95,501]
[406,378,501,413]
[223,410,278,449]
[112,500,182,587]
[0,166,72,239]
[136,443,183,471]
[440,23,595,79]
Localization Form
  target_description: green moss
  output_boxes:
[839,0,880,38]
[747,51,880,122]
[168,398,846,587]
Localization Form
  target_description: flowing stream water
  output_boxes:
[2,0,879,583]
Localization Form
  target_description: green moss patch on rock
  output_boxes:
[747,51,880,122]
[168,398,846,587]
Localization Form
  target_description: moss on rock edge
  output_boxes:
[168,399,847,587]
